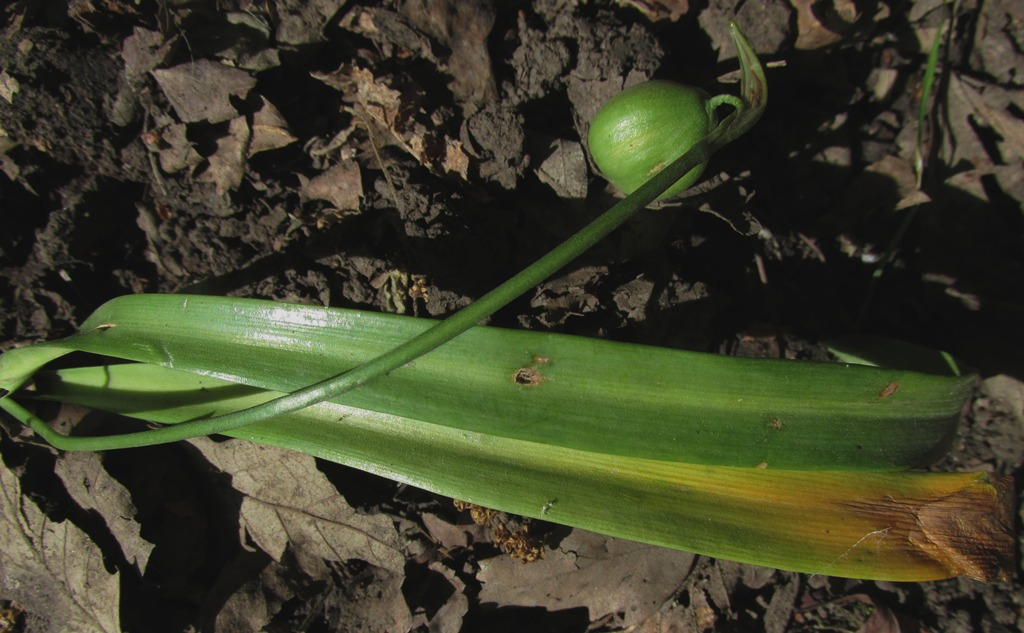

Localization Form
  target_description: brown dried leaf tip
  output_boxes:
[914,473,1016,582]
[453,500,545,563]
[848,473,1015,582]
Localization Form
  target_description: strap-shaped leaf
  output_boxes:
[34,363,1012,582]
[5,294,973,469]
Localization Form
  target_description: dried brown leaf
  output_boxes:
[952,74,1024,162]
[151,60,256,124]
[970,0,1024,85]
[217,555,413,633]
[763,573,799,633]
[400,0,498,112]
[529,265,608,327]
[249,96,297,157]
[340,8,437,61]
[408,561,468,633]
[0,71,20,104]
[189,438,405,579]
[790,0,858,50]
[155,122,202,174]
[630,599,703,633]
[618,0,690,22]
[196,116,250,194]
[300,160,363,211]
[443,138,470,179]
[348,66,402,127]
[699,0,791,61]
[939,74,996,170]
[314,65,469,179]
[421,512,487,550]
[860,600,902,633]
[120,27,174,82]
[215,583,275,633]
[214,562,292,633]
[866,155,918,200]
[274,0,346,46]
[54,452,154,572]
[477,530,695,629]
[536,139,588,199]
[0,463,121,633]
[328,565,411,632]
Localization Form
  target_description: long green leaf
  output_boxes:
[29,363,1012,582]
[3,294,973,469]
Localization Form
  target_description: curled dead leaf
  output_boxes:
[249,96,297,157]
[313,65,470,180]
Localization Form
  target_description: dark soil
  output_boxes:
[1,0,1023,631]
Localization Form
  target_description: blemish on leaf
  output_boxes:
[532,354,550,366]
[93,323,116,331]
[879,382,900,398]
[766,416,785,431]
[513,367,543,387]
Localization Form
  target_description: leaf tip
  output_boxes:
[914,473,1015,582]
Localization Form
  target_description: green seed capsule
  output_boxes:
[588,80,721,199]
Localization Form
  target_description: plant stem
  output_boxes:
[12,23,766,451]
[859,6,949,327]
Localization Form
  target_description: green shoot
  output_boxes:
[859,5,951,327]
